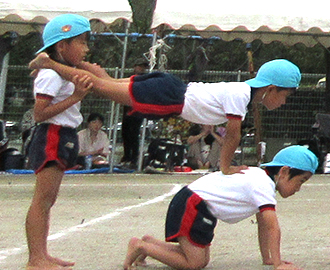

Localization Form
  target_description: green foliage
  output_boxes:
[128,0,157,33]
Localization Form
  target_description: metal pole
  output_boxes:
[137,32,158,172]
[108,68,119,172]
[109,22,130,173]
[0,53,9,113]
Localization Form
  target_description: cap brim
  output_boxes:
[35,40,58,55]
[245,78,270,88]
[260,161,284,167]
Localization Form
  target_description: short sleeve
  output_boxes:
[34,69,63,97]
[222,84,250,118]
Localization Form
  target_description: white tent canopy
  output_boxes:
[152,0,330,47]
[0,0,132,35]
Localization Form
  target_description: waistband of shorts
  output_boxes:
[37,123,76,131]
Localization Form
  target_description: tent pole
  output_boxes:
[137,32,158,172]
[109,22,130,173]
[246,43,264,165]
[0,53,9,113]
[325,47,330,113]
[108,68,119,173]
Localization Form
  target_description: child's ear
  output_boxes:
[55,40,66,52]
[279,166,290,176]
[268,85,277,92]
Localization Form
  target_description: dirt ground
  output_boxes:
[0,172,329,270]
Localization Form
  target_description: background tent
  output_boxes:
[152,0,330,48]
[151,0,330,114]
[0,0,132,35]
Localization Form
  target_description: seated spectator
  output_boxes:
[77,113,110,168]
[186,124,225,170]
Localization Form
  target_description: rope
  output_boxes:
[144,39,172,72]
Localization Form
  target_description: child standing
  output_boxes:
[123,145,318,270]
[25,14,92,269]
[29,56,301,175]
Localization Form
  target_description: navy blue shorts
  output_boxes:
[27,123,79,173]
[128,72,187,119]
[165,186,217,248]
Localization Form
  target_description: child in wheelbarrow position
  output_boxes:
[29,54,301,175]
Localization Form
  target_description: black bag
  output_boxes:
[146,138,185,171]
[0,148,24,171]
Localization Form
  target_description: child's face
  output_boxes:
[58,32,89,66]
[262,87,292,111]
[275,166,312,198]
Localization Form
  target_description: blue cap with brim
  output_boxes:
[245,59,301,89]
[36,14,91,54]
[260,145,318,174]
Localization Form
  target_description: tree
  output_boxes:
[128,0,157,33]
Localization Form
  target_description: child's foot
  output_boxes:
[26,262,72,270]
[28,52,50,70]
[123,237,143,270]
[26,256,74,270]
[47,255,75,267]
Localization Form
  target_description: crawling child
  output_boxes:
[123,145,318,270]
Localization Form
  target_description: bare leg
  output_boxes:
[135,235,183,266]
[26,166,74,269]
[29,53,133,106]
[123,236,209,270]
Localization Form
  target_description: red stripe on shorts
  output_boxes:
[45,124,61,161]
[180,193,203,237]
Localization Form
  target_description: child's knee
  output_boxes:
[187,254,209,270]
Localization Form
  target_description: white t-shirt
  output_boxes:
[188,167,276,224]
[34,69,83,128]
[180,81,251,125]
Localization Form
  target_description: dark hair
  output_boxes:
[204,134,215,145]
[188,124,202,136]
[44,32,90,61]
[87,112,104,124]
[265,166,306,179]
[275,86,297,94]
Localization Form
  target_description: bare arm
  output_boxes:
[187,129,209,145]
[220,118,247,174]
[257,211,301,270]
[77,61,130,82]
[257,211,282,268]
[34,75,92,123]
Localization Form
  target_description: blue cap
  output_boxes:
[245,59,301,89]
[261,145,318,174]
[36,14,91,54]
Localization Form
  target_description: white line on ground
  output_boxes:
[0,183,181,188]
[0,183,183,264]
